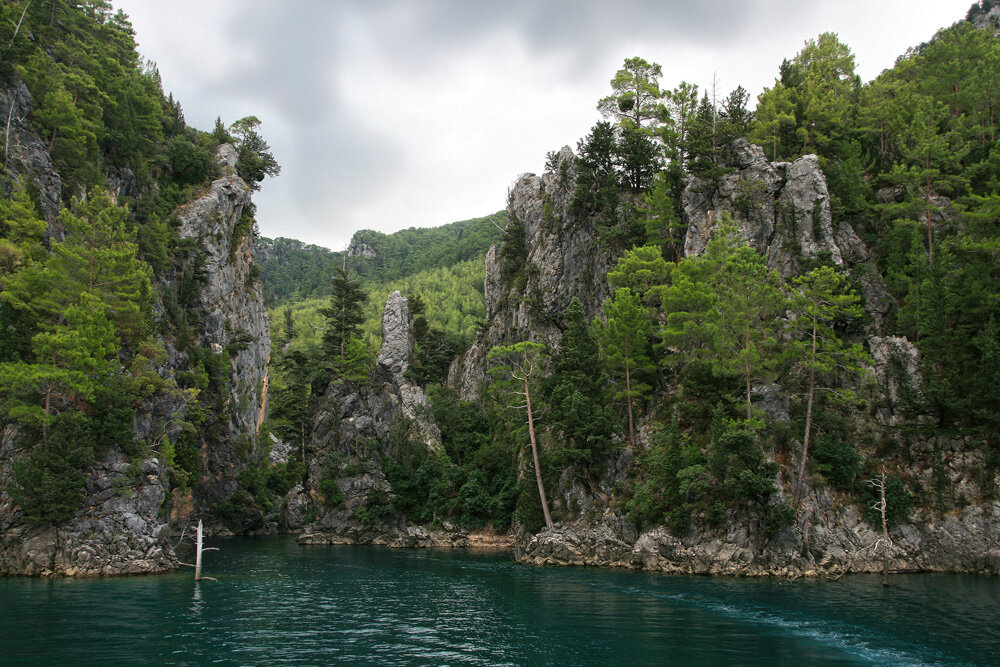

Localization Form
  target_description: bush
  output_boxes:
[813,435,861,491]
[355,487,393,524]
[11,412,95,526]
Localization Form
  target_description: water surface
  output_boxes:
[1,535,997,665]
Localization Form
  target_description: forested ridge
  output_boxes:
[0,0,279,538]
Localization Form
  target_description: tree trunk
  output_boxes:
[880,466,890,587]
[924,164,934,264]
[195,519,204,581]
[744,325,752,420]
[625,364,635,446]
[795,314,818,503]
[524,378,553,529]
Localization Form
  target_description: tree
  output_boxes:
[597,57,664,131]
[661,82,699,170]
[719,85,754,142]
[487,341,553,530]
[787,266,868,502]
[544,299,616,478]
[753,82,797,160]
[708,232,784,420]
[886,98,969,262]
[640,173,685,262]
[599,288,655,445]
[10,411,95,526]
[320,266,368,363]
[607,244,671,306]
[230,115,280,190]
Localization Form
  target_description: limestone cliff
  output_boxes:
[449,146,617,399]
[298,291,446,544]
[0,144,271,574]
[170,144,271,529]
[0,78,62,228]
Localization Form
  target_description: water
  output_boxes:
[1,536,997,665]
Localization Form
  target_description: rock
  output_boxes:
[0,78,63,228]
[173,144,271,525]
[449,145,616,400]
[304,291,444,534]
[682,140,842,278]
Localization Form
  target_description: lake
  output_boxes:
[0,535,997,665]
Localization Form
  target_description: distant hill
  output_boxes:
[255,211,505,303]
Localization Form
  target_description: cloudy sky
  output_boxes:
[115,0,972,251]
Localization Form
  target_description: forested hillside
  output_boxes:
[0,0,279,574]
[255,212,504,304]
[281,1,1000,575]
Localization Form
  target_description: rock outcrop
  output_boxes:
[0,78,62,228]
[0,426,177,576]
[177,144,270,444]
[683,139,843,277]
[449,146,617,399]
[518,499,1000,577]
[301,291,442,540]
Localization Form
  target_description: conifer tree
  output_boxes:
[487,341,553,530]
[320,266,368,363]
[599,288,655,445]
[787,266,868,502]
[544,299,616,473]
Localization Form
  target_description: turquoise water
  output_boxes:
[1,536,997,665]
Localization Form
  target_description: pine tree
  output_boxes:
[544,299,616,474]
[599,288,655,445]
[320,266,368,363]
[487,341,553,530]
[787,266,868,502]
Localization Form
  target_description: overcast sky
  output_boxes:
[114,0,972,251]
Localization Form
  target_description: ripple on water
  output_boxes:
[0,537,997,666]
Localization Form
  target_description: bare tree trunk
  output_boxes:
[524,378,553,529]
[880,466,890,587]
[195,519,204,581]
[625,364,635,446]
[924,164,934,264]
[795,314,818,503]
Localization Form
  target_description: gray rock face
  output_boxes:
[304,292,442,537]
[0,443,177,576]
[0,78,63,228]
[518,493,1000,577]
[449,146,617,399]
[175,145,271,515]
[683,140,842,277]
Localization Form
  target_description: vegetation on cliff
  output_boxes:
[0,0,279,531]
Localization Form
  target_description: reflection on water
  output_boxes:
[0,535,997,665]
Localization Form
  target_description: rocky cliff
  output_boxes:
[449,146,617,399]
[450,138,999,577]
[0,78,62,230]
[169,144,271,530]
[297,291,445,544]
[0,144,271,575]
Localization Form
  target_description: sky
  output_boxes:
[114,0,974,251]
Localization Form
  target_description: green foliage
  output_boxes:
[320,267,368,364]
[230,116,280,190]
[862,472,913,528]
[544,299,617,464]
[355,487,393,524]
[11,411,95,526]
[597,57,664,131]
[598,287,656,443]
